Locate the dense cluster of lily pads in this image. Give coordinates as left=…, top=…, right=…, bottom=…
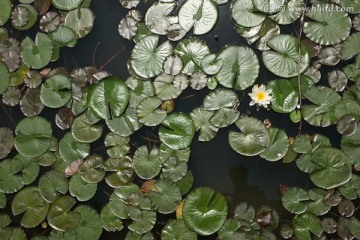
left=0, top=0, right=360, bottom=239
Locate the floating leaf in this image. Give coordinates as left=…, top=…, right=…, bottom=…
left=118, top=17, right=138, bottom=40
left=0, top=128, right=13, bottom=159
left=50, top=25, right=77, bottom=47
left=337, top=114, right=357, bottom=137
left=317, top=47, right=340, bottom=66
left=78, top=154, right=105, bottom=183
left=127, top=209, right=156, bottom=234
left=106, top=108, right=142, bottom=136
left=131, top=35, right=173, bottom=78
left=87, top=76, right=129, bottom=120
left=148, top=179, right=182, bottom=214
left=0, top=62, right=9, bottom=94
left=69, top=174, right=97, bottom=201
left=11, top=187, right=49, bottom=228
left=20, top=88, right=44, bottom=117
left=183, top=187, right=228, bottom=236
left=51, top=0, right=83, bottom=10
left=154, top=73, right=182, bottom=100
left=178, top=0, right=218, bottom=35
left=40, top=11, right=60, bottom=33
left=0, top=0, right=11, bottom=26
left=339, top=174, right=360, bottom=200
left=341, top=32, right=360, bottom=61
left=55, top=108, right=74, bottom=130
left=39, top=170, right=68, bottom=203
left=292, top=212, right=322, bottom=240
left=166, top=23, right=187, bottom=42
left=328, top=70, right=347, bottom=92
left=337, top=217, right=354, bottom=240
left=120, top=0, right=139, bottom=9
left=190, top=107, right=218, bottom=141
left=176, top=170, right=193, bottom=195
left=307, top=188, right=331, bottom=216
left=47, top=195, right=80, bottom=231
left=0, top=158, right=23, bottom=193
left=215, top=45, right=259, bottom=90
left=59, top=132, right=90, bottom=163
left=105, top=133, right=130, bottom=159
left=133, top=146, right=162, bottom=180
left=263, top=34, right=310, bottom=78
left=105, top=156, right=134, bottom=188
left=310, top=147, right=352, bottom=189
left=349, top=217, right=360, bottom=239
left=161, top=219, right=197, bottom=240
left=341, top=122, right=360, bottom=166
left=303, top=3, right=351, bottom=45
left=260, top=127, right=288, bottom=161
left=267, top=79, right=298, bottom=113
left=71, top=110, right=103, bottom=143
left=145, top=2, right=177, bottom=35
left=282, top=187, right=309, bottom=214
left=137, top=96, right=167, bottom=126
left=159, top=113, right=195, bottom=150
left=71, top=205, right=103, bottom=240
left=229, top=116, right=270, bottom=156
left=64, top=8, right=94, bottom=38
left=201, top=53, right=222, bottom=75
left=321, top=218, right=337, bottom=234
left=338, top=199, right=354, bottom=217
left=231, top=0, right=265, bottom=27
left=100, top=205, right=123, bottom=232
left=163, top=54, right=183, bottom=76
left=20, top=32, right=53, bottom=69
left=40, top=74, right=72, bottom=108
left=2, top=86, right=21, bottom=106
left=126, top=77, right=155, bottom=108
left=269, top=0, right=304, bottom=24
left=14, top=116, right=52, bottom=158
left=11, top=4, right=37, bottom=30
left=162, top=155, right=188, bottom=182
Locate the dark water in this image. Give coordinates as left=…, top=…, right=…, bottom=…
left=1, top=0, right=343, bottom=238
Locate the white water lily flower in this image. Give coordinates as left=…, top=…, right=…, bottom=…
left=248, top=84, right=273, bottom=107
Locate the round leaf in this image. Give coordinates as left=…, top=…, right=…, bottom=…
left=47, top=195, right=80, bottom=231
left=133, top=146, right=162, bottom=180
left=260, top=127, right=288, bottom=161
left=64, top=8, right=94, bottom=38
left=148, top=179, right=182, bottom=214
left=267, top=79, right=298, bottom=113
left=0, top=0, right=11, bottom=26
left=72, top=205, right=103, bottom=240
left=39, top=170, right=69, bottom=203
left=40, top=74, right=72, bottom=108
left=69, top=174, right=97, bottom=201
left=161, top=219, right=197, bottom=240
left=51, top=0, right=83, bottom=10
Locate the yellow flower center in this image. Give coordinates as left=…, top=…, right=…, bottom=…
left=256, top=92, right=266, bottom=101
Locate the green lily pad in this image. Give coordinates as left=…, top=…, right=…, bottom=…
left=137, top=96, right=167, bottom=126
left=72, top=205, right=103, bottom=240
left=0, top=127, right=13, bottom=159
left=51, top=0, right=83, bottom=10
left=14, top=116, right=52, bottom=158
left=310, top=147, right=352, bottom=189
left=20, top=32, right=53, bottom=69
left=148, top=179, right=181, bottom=214
left=292, top=212, right=323, bottom=240
left=306, top=188, right=331, bottom=216
left=176, top=170, right=194, bottom=195
left=349, top=217, right=360, bottom=238
left=64, top=8, right=94, bottom=38
left=0, top=62, right=9, bottom=94
left=336, top=114, right=357, bottom=136
left=87, top=76, right=129, bottom=120
left=341, top=32, right=360, bottom=61
left=104, top=156, right=134, bottom=188
left=215, top=45, right=259, bottom=90
left=0, top=0, right=11, bottom=26
left=341, top=122, right=360, bottom=166
left=339, top=174, right=360, bottom=200
left=126, top=77, right=155, bottom=108
left=161, top=219, right=197, bottom=240
left=130, top=35, right=173, bottom=78
left=269, top=0, right=303, bottom=24
left=263, top=34, right=310, bottom=78
left=50, top=25, right=77, bottom=47
left=228, top=116, right=270, bottom=156
left=190, top=107, right=218, bottom=141
left=133, top=146, right=162, bottom=180
left=159, top=113, right=196, bottom=150
left=59, top=132, right=90, bottom=163
left=161, top=154, right=188, bottom=182
left=71, top=110, right=103, bottom=143
left=231, top=0, right=265, bottom=27
left=47, top=195, right=80, bottom=231
left=201, top=53, right=223, bottom=75
left=20, top=88, right=44, bottom=117
left=11, top=4, right=37, bottom=31
left=260, top=127, right=288, bottom=161
left=69, top=174, right=97, bottom=201
left=174, top=38, right=209, bottom=75
left=105, top=133, right=130, bottom=159
left=100, top=204, right=123, bottom=232
left=154, top=73, right=182, bottom=100
left=106, top=107, right=142, bottom=136
left=78, top=154, right=105, bottom=183
left=12, top=187, right=49, bottom=228
left=303, top=3, right=351, bottom=45
left=145, top=2, right=177, bottom=35
left=39, top=170, right=68, bottom=203
left=233, top=202, right=255, bottom=222
left=183, top=187, right=228, bottom=236
left=13, top=154, right=39, bottom=185
left=267, top=79, right=298, bottom=113
left=282, top=187, right=309, bottom=214
left=40, top=74, right=72, bottom=108
left=0, top=158, right=23, bottom=193
left=127, top=209, right=156, bottom=234
left=178, top=0, right=218, bottom=35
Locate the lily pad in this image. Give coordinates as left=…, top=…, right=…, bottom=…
left=137, top=96, right=167, bottom=126
left=341, top=32, right=360, bottom=61
left=130, top=35, right=173, bottom=78
left=100, top=205, right=123, bottom=232
left=161, top=219, right=197, bottom=240
left=270, top=0, right=304, bottom=24
left=40, top=74, right=72, bottom=108
left=190, top=107, right=218, bottom=141
left=292, top=212, right=323, bottom=240
left=106, top=107, right=142, bottom=136
left=20, top=88, right=44, bottom=117
left=154, top=73, right=182, bottom=100
left=215, top=45, right=259, bottom=90
left=64, top=8, right=94, bottom=38
left=231, top=0, right=265, bottom=27
left=51, top=0, right=83, bottom=10
left=71, top=110, right=103, bottom=143
left=0, top=0, right=11, bottom=26
left=159, top=113, right=195, bottom=150
left=20, top=32, right=53, bottom=69
left=59, top=132, right=90, bottom=163
left=0, top=159, right=23, bottom=193
left=0, top=62, right=9, bottom=94
left=47, top=195, right=80, bottom=231
left=133, top=146, right=162, bottom=180
left=310, top=147, right=352, bottom=189
left=263, top=34, right=310, bottom=78
left=183, top=187, right=228, bottom=236
left=104, top=156, right=134, bottom=188
left=39, top=11, right=60, bottom=33
left=229, top=116, right=270, bottom=156
left=69, top=174, right=97, bottom=201
left=260, top=127, right=288, bottom=161
left=0, top=128, right=13, bottom=159
left=78, top=154, right=105, bottom=183
left=282, top=187, right=309, bottom=214
left=178, top=0, right=218, bottom=35
left=145, top=2, right=177, bottom=35
left=148, top=179, right=182, bottom=214
left=71, top=205, right=103, bottom=240
left=87, top=76, right=129, bottom=120
left=267, top=79, right=298, bottom=113
left=14, top=116, right=52, bottom=158
left=12, top=187, right=49, bottom=228
left=303, top=3, right=351, bottom=45
left=328, top=70, right=347, bottom=92
left=38, top=170, right=69, bottom=203
left=118, top=17, right=138, bottom=40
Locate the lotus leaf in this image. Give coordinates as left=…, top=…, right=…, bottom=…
left=39, top=170, right=68, bottom=203
left=133, top=146, right=162, bottom=180
left=281, top=187, right=309, bottom=214
left=130, top=35, right=173, bottom=78
left=64, top=8, right=94, bottom=38
left=145, top=2, right=177, bottom=35
left=310, top=147, right=352, bottom=189
left=158, top=113, right=195, bottom=150
left=178, top=0, right=218, bottom=35
left=20, top=32, right=53, bottom=69
left=267, top=79, right=298, bottom=113
left=69, top=174, right=97, bottom=201
left=174, top=38, right=209, bottom=75
left=263, top=34, right=310, bottom=78
left=183, top=187, right=228, bottom=235
left=303, top=3, right=351, bottom=45
left=14, top=116, right=52, bottom=157
left=104, top=156, right=134, bottom=188
left=228, top=116, right=270, bottom=156
left=87, top=76, right=129, bottom=120
left=161, top=219, right=197, bottom=240
left=292, top=212, right=323, bottom=240
left=215, top=45, right=259, bottom=90
left=260, top=127, right=288, bottom=161
left=40, top=74, right=72, bottom=108
left=100, top=205, right=123, bottom=232
left=231, top=0, right=265, bottom=27
left=11, top=187, right=49, bottom=228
